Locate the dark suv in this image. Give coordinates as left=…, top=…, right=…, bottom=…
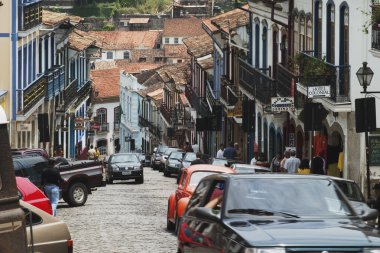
left=106, top=153, right=144, bottom=184
left=151, top=145, right=168, bottom=170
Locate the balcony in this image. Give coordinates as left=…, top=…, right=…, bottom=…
left=277, top=64, right=305, bottom=110
left=372, top=26, right=380, bottom=51
left=64, top=79, right=78, bottom=108
left=18, top=1, right=42, bottom=31
left=18, top=75, right=47, bottom=114
left=185, top=85, right=211, bottom=117
left=160, top=103, right=172, bottom=125
left=297, top=52, right=351, bottom=103
left=46, top=65, right=65, bottom=101
left=148, top=122, right=161, bottom=139
left=206, top=82, right=221, bottom=109
left=239, top=58, right=277, bottom=105
left=114, top=122, right=120, bottom=131
left=138, top=115, right=149, bottom=127
left=220, top=75, right=239, bottom=106
left=98, top=123, right=109, bottom=132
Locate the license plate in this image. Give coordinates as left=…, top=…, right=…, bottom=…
left=122, top=171, right=131, bottom=175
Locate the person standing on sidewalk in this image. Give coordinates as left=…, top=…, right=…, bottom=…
left=41, top=160, right=65, bottom=216
left=284, top=150, right=301, bottom=174
left=223, top=142, right=237, bottom=161
left=216, top=144, right=225, bottom=158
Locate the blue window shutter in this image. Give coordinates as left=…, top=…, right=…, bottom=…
left=18, top=48, right=22, bottom=89
left=28, top=43, right=32, bottom=85
left=33, top=39, right=36, bottom=81
left=23, top=46, right=27, bottom=87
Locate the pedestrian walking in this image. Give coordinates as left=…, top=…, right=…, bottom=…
left=192, top=141, right=199, bottom=153
left=311, top=151, right=326, bottom=175
left=87, top=145, right=96, bottom=160
left=41, top=160, right=65, bottom=216
left=54, top=145, right=63, bottom=157
left=223, top=142, right=237, bottom=160
left=216, top=144, right=225, bottom=159
left=297, top=159, right=311, bottom=174
left=280, top=150, right=290, bottom=172
left=190, top=152, right=206, bottom=165
left=284, top=150, right=301, bottom=173
left=95, top=147, right=100, bottom=161
left=250, top=154, right=257, bottom=165
left=270, top=153, right=281, bottom=172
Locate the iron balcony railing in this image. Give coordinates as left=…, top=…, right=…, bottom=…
left=98, top=123, right=109, bottom=132
left=138, top=115, right=149, bottom=127
left=160, top=103, right=172, bottom=124
left=239, top=58, right=277, bottom=105
left=185, top=85, right=211, bottom=117
left=19, top=1, right=42, bottom=31
left=18, top=75, right=47, bottom=114
left=276, top=64, right=305, bottom=109
left=46, top=65, right=65, bottom=101
left=64, top=79, right=78, bottom=108
left=297, top=52, right=351, bottom=103
left=220, top=75, right=239, bottom=106
left=372, top=0, right=380, bottom=4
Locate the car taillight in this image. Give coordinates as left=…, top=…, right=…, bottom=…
left=67, top=239, right=73, bottom=253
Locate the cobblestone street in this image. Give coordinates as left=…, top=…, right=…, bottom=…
left=57, top=167, right=178, bottom=253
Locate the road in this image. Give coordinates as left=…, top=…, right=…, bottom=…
left=57, top=167, right=178, bottom=253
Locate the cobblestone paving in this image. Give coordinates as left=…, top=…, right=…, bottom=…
left=58, top=168, right=178, bottom=253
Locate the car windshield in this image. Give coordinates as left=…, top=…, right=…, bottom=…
left=165, top=148, right=178, bottom=155
left=158, top=146, right=168, bottom=154
left=184, top=153, right=196, bottom=161
left=212, top=159, right=227, bottom=166
left=333, top=180, right=365, bottom=202
left=189, top=171, right=219, bottom=187
left=235, top=167, right=256, bottom=173
left=170, top=152, right=183, bottom=160
left=111, top=154, right=139, bottom=163
left=226, top=178, right=355, bottom=218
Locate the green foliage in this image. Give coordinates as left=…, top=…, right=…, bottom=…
left=361, top=8, right=380, bottom=34
left=101, top=22, right=116, bottom=30
left=295, top=53, right=332, bottom=85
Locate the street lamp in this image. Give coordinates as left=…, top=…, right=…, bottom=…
left=356, top=62, right=374, bottom=199
left=356, top=62, right=374, bottom=93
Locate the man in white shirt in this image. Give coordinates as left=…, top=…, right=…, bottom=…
left=192, top=142, right=199, bottom=153
left=216, top=144, right=225, bottom=158
left=284, top=150, right=301, bottom=173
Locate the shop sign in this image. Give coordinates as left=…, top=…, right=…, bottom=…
left=227, top=101, right=242, bottom=117
left=307, top=86, right=331, bottom=98
left=17, top=123, right=31, bottom=132
left=271, top=97, right=295, bottom=112
left=90, top=121, right=100, bottom=131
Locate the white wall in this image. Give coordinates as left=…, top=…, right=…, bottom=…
left=101, top=50, right=131, bottom=61
left=162, top=36, right=184, bottom=45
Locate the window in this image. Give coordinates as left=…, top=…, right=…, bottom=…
left=97, top=108, right=107, bottom=125
left=106, top=51, right=113, bottom=60
left=186, top=180, right=211, bottom=210
left=165, top=38, right=169, bottom=44
left=174, top=38, right=179, bottom=44
left=177, top=59, right=182, bottom=63
left=299, top=16, right=305, bottom=51
left=326, top=3, right=335, bottom=64
left=204, top=181, right=225, bottom=211
left=314, top=1, right=323, bottom=58
left=306, top=19, right=313, bottom=51
left=138, top=57, right=146, bottom=62
left=293, top=15, right=299, bottom=58
left=255, top=22, right=260, bottom=68
left=123, top=51, right=130, bottom=59
left=262, top=26, right=268, bottom=68
left=154, top=57, right=162, bottom=63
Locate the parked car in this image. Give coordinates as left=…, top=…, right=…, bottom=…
left=151, top=145, right=168, bottom=170
left=16, top=177, right=52, bottom=215
left=138, top=153, right=151, bottom=167
left=11, top=148, right=49, bottom=159
left=230, top=163, right=271, bottom=173
left=159, top=147, right=183, bottom=172
left=21, top=200, right=73, bottom=253
left=178, top=174, right=379, bottom=252
left=164, top=151, right=185, bottom=177
left=106, top=153, right=144, bottom=184
left=177, top=152, right=197, bottom=184
left=167, top=164, right=235, bottom=233
left=13, top=156, right=105, bottom=207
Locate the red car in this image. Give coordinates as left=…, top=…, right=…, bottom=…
left=16, top=177, right=53, bottom=215
left=167, top=164, right=234, bottom=232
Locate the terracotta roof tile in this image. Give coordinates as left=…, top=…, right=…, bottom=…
left=164, top=44, right=190, bottom=59
left=91, top=68, right=121, bottom=100
left=163, top=17, right=205, bottom=37
left=42, top=10, right=70, bottom=27
left=183, top=34, right=213, bottom=58
left=89, top=31, right=160, bottom=50
left=68, top=29, right=97, bottom=51
left=197, top=57, right=213, bottom=70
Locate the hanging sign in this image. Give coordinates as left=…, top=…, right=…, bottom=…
left=17, top=123, right=32, bottom=131
left=271, top=97, right=295, bottom=112
left=307, top=86, right=331, bottom=98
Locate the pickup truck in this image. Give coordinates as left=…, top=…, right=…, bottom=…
left=13, top=156, right=105, bottom=207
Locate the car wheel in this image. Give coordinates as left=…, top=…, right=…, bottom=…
left=175, top=215, right=181, bottom=235
left=167, top=204, right=175, bottom=231
left=164, top=168, right=170, bottom=177
left=135, top=176, right=144, bottom=184
left=67, top=182, right=88, bottom=207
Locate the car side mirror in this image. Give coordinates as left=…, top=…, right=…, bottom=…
left=190, top=207, right=220, bottom=222
left=354, top=205, right=378, bottom=221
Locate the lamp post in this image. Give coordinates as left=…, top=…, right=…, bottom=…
left=356, top=62, right=374, bottom=199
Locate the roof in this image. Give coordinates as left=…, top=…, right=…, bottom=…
left=42, top=10, right=70, bottom=27
left=183, top=34, right=213, bottom=58
left=89, top=31, right=160, bottom=50
left=203, top=5, right=249, bottom=34
left=91, top=68, right=121, bottom=100
left=197, top=57, right=213, bottom=70
left=164, top=44, right=190, bottom=59
left=147, top=88, right=164, bottom=101
left=116, top=61, right=162, bottom=74
left=179, top=92, right=189, bottom=106
left=163, top=17, right=205, bottom=37
left=68, top=29, right=97, bottom=51
left=129, top=18, right=150, bottom=24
